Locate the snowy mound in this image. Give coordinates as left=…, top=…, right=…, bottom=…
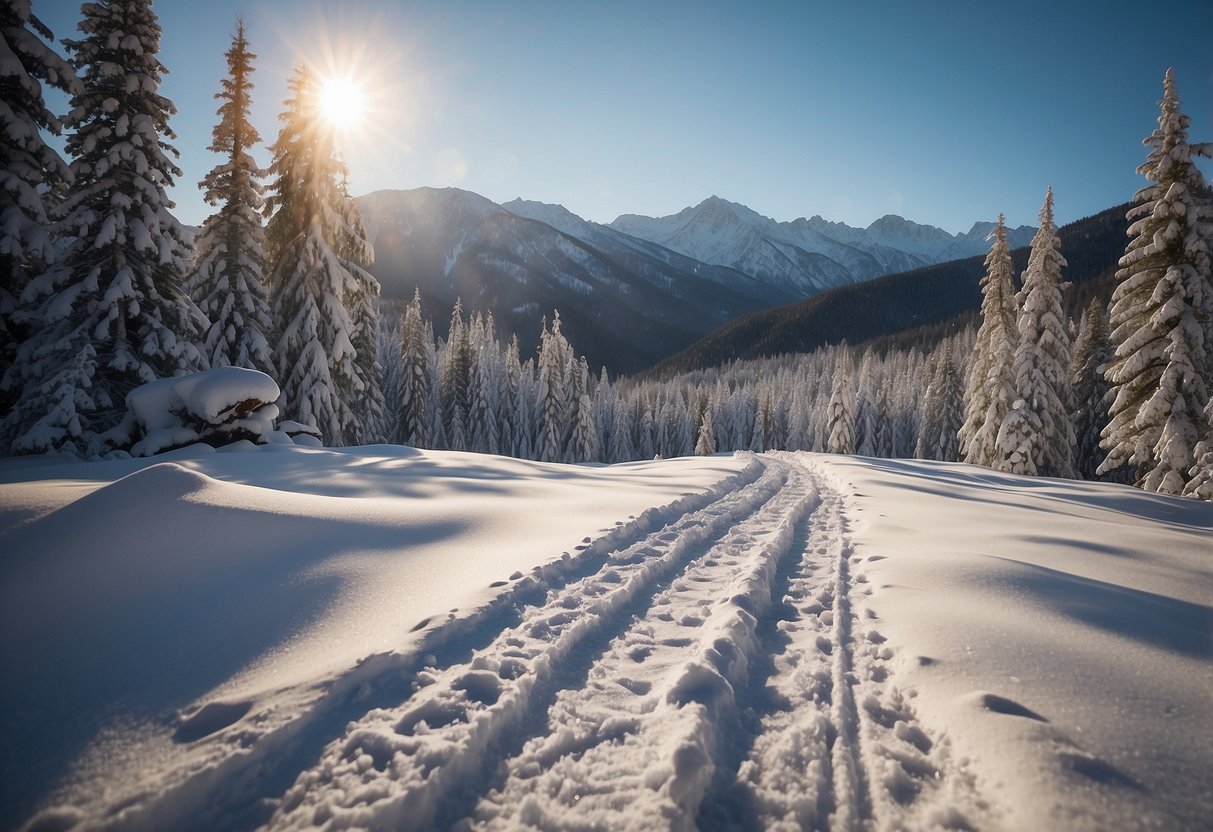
left=123, top=367, right=293, bottom=456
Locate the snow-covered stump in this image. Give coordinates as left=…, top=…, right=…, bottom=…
left=114, top=368, right=302, bottom=456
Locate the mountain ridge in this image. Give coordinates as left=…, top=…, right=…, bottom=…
left=356, top=187, right=1043, bottom=374
left=641, top=202, right=1130, bottom=378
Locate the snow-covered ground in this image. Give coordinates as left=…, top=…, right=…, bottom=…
left=1, top=448, right=1209, bottom=830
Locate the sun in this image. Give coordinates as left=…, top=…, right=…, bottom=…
left=316, top=75, right=367, bottom=130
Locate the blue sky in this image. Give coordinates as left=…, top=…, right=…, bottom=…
left=36, top=0, right=1213, bottom=233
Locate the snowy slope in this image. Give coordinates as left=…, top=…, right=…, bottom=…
left=2, top=449, right=1209, bottom=830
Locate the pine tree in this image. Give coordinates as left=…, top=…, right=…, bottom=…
left=349, top=266, right=385, bottom=444
left=959, top=214, right=1019, bottom=466
left=826, top=350, right=855, bottom=455
left=917, top=344, right=963, bottom=461
left=1100, top=69, right=1213, bottom=494
left=638, top=400, right=657, bottom=459
left=396, top=289, right=431, bottom=445
left=265, top=63, right=376, bottom=445
left=468, top=313, right=502, bottom=455
left=499, top=335, right=522, bottom=455
left=535, top=314, right=570, bottom=462
left=608, top=396, right=636, bottom=462
left=0, top=1, right=79, bottom=418
left=855, top=349, right=879, bottom=457
left=4, top=0, right=205, bottom=455
left=1071, top=298, right=1115, bottom=480
left=439, top=301, right=472, bottom=450
left=185, top=20, right=273, bottom=376
left=566, top=356, right=597, bottom=462
left=1184, top=398, right=1213, bottom=500
left=996, top=188, right=1074, bottom=478
left=378, top=311, right=403, bottom=443
left=695, top=405, right=717, bottom=455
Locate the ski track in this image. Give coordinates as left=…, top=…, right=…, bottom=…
left=76, top=453, right=991, bottom=831
left=77, top=459, right=768, bottom=831
left=264, top=460, right=791, bottom=830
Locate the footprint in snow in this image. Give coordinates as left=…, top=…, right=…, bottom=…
left=971, top=692, right=1049, bottom=722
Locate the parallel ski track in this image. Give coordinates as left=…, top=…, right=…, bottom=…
left=98, top=452, right=983, bottom=832
left=467, top=458, right=819, bottom=830
left=93, top=458, right=768, bottom=832
left=265, top=460, right=791, bottom=830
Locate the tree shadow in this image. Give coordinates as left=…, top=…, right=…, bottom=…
left=0, top=462, right=465, bottom=824
left=985, top=557, right=1213, bottom=658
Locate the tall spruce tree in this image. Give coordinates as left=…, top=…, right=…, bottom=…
left=0, top=1, right=80, bottom=420
left=996, top=188, right=1074, bottom=477
left=1071, top=298, right=1116, bottom=480
left=959, top=215, right=1019, bottom=466
left=185, top=20, right=273, bottom=375
left=265, top=63, right=377, bottom=445
left=535, top=314, right=572, bottom=462
left=917, top=345, right=963, bottom=461
left=826, top=350, right=855, bottom=455
left=396, top=289, right=431, bottom=446
left=1100, top=69, right=1213, bottom=493
left=4, top=0, right=205, bottom=455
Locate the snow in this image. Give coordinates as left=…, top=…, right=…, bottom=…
left=811, top=454, right=1213, bottom=830
left=0, top=449, right=1209, bottom=830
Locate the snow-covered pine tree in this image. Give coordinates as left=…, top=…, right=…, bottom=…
left=439, top=301, right=472, bottom=450
left=469, top=313, right=502, bottom=454
left=499, top=334, right=522, bottom=456
left=425, top=321, right=446, bottom=449
left=996, top=188, right=1074, bottom=478
left=1100, top=69, right=1213, bottom=494
left=378, top=310, right=402, bottom=443
left=565, top=356, right=597, bottom=462
left=0, top=1, right=79, bottom=420
left=608, top=396, right=636, bottom=462
left=855, top=349, right=879, bottom=456
left=591, top=366, right=613, bottom=460
left=1184, top=398, right=1213, bottom=500
left=265, top=63, right=375, bottom=445
left=4, top=0, right=205, bottom=455
left=1071, top=297, right=1116, bottom=480
left=185, top=20, right=274, bottom=377
left=638, top=400, right=657, bottom=459
left=396, top=289, right=431, bottom=446
left=513, top=355, right=536, bottom=459
left=695, top=405, right=716, bottom=455
left=535, top=314, right=569, bottom=462
left=916, top=343, right=963, bottom=461
left=959, top=214, right=1019, bottom=466
left=826, top=350, right=855, bottom=455
left=349, top=268, right=385, bottom=444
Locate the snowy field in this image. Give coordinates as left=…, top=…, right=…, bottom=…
left=1, top=447, right=1210, bottom=831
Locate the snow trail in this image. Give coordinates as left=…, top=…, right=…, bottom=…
left=265, top=460, right=790, bottom=830
left=468, top=458, right=819, bottom=829
left=40, top=453, right=993, bottom=830
left=77, top=457, right=767, bottom=832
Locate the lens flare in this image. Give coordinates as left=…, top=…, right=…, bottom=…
left=317, top=76, right=366, bottom=130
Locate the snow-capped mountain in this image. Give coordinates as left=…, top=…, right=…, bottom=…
left=611, top=196, right=1037, bottom=289
left=357, top=188, right=795, bottom=374
left=358, top=188, right=1037, bottom=374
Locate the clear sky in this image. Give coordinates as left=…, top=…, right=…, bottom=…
left=35, top=0, right=1213, bottom=233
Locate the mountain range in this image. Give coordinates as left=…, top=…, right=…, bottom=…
left=644, top=203, right=1130, bottom=378
left=357, top=188, right=1037, bottom=374
left=610, top=197, right=1036, bottom=295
